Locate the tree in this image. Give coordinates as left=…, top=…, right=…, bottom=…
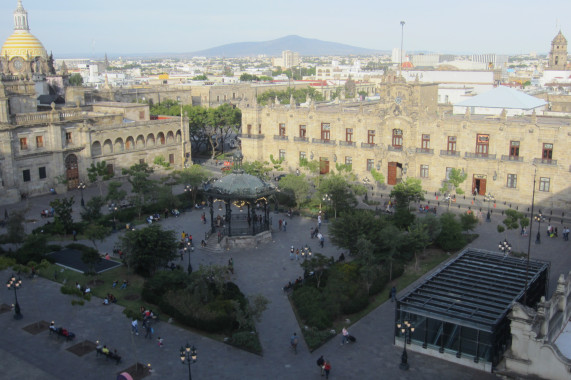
left=377, top=224, right=403, bottom=281
left=120, top=224, right=178, bottom=277
left=499, top=209, right=526, bottom=240
left=80, top=196, right=105, bottom=223
left=436, top=213, right=466, bottom=251
left=172, top=165, right=209, bottom=207
left=318, top=174, right=357, bottom=218
left=241, top=160, right=272, bottom=180
left=390, top=177, right=424, bottom=229
left=192, top=74, right=208, bottom=80
left=440, top=168, right=467, bottom=195
left=81, top=247, right=102, bottom=275
left=300, top=253, right=331, bottom=289
left=278, top=174, right=311, bottom=209
left=370, top=168, right=385, bottom=186
left=354, top=237, right=381, bottom=294
left=69, top=73, right=83, bottom=86
left=268, top=154, right=284, bottom=171
left=87, top=161, right=114, bottom=196
left=406, top=219, right=431, bottom=271
left=460, top=212, right=479, bottom=232
left=84, top=223, right=110, bottom=251
left=105, top=181, right=127, bottom=207
left=329, top=209, right=386, bottom=255
left=122, top=163, right=156, bottom=219
left=50, top=197, right=75, bottom=235
left=5, top=210, right=26, bottom=245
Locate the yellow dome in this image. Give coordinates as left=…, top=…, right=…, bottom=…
left=1, top=29, right=47, bottom=60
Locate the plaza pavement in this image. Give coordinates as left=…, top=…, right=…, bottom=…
left=1, top=181, right=569, bottom=380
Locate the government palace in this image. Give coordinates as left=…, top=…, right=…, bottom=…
left=0, top=1, right=190, bottom=205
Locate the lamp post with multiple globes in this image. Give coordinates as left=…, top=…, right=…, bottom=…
left=6, top=274, right=23, bottom=319
left=397, top=320, right=415, bottom=370
left=180, top=342, right=197, bottom=380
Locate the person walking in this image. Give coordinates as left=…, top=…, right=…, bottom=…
left=318, top=215, right=322, bottom=229
left=157, top=337, right=164, bottom=347
left=341, top=327, right=349, bottom=345
left=390, top=286, right=397, bottom=302
left=278, top=219, right=283, bottom=231
left=290, top=246, right=294, bottom=260
left=131, top=319, right=139, bottom=335
left=283, top=220, right=287, bottom=232
left=290, top=333, right=298, bottom=354
left=316, top=355, right=325, bottom=376
left=323, top=360, right=331, bottom=379
left=228, top=258, right=234, bottom=274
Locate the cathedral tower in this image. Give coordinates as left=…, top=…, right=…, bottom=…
left=548, top=30, right=568, bottom=70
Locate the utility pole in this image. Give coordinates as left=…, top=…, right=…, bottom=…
left=399, top=21, right=405, bottom=78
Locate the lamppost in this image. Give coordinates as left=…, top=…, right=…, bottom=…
left=534, top=211, right=544, bottom=244
left=302, top=244, right=312, bottom=261
left=499, top=239, right=512, bottom=256
left=185, top=241, right=194, bottom=274
left=322, top=193, right=332, bottom=218
left=399, top=21, right=406, bottom=78
left=78, top=182, right=86, bottom=207
left=6, top=274, right=22, bottom=319
left=396, top=320, right=414, bottom=370
left=184, top=185, right=193, bottom=209
left=484, top=193, right=494, bottom=222
left=180, top=342, right=197, bottom=380
left=113, top=206, right=118, bottom=231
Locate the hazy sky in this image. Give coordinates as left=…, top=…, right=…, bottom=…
left=1, top=0, right=570, bottom=57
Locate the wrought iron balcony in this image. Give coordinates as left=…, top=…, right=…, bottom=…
left=387, top=145, right=403, bottom=152
left=533, top=158, right=557, bottom=166
left=311, top=138, right=336, bottom=145
left=439, top=150, right=460, bottom=157
left=339, top=141, right=356, bottom=147
left=415, top=148, right=434, bottom=154
left=273, top=135, right=288, bottom=141
left=294, top=136, right=309, bottom=142
left=238, top=133, right=265, bottom=139
left=361, top=142, right=376, bottom=149
left=465, top=152, right=496, bottom=160
left=500, top=155, right=524, bottom=162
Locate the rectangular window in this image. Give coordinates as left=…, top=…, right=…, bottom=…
left=20, top=137, right=28, bottom=150
left=447, top=136, right=457, bottom=152
left=345, top=156, right=352, bottom=166
left=258, top=124, right=262, bottom=134
left=36, top=136, right=44, bottom=148
left=509, top=141, right=520, bottom=158
left=321, top=123, right=330, bottom=141
left=247, top=124, right=252, bottom=135
left=542, top=143, right=553, bottom=161
left=65, top=132, right=73, bottom=144
left=169, top=154, right=174, bottom=164
left=392, top=129, right=403, bottom=147
left=299, top=151, right=306, bottom=161
left=367, top=130, right=375, bottom=144
left=420, top=165, right=429, bottom=178
left=346, top=128, right=353, bottom=142
left=38, top=166, right=46, bottom=179
left=476, top=134, right=489, bottom=156
left=279, top=123, right=286, bottom=136
left=279, top=149, right=286, bottom=160
left=22, top=169, right=31, bottom=182
left=422, top=134, right=430, bottom=149
left=139, top=111, right=145, bottom=120
left=445, top=167, right=453, bottom=180
left=507, top=174, right=517, bottom=188
left=299, top=125, right=306, bottom=138
left=539, top=177, right=550, bottom=192
left=139, top=159, right=145, bottom=164
left=367, top=159, right=374, bottom=171
left=107, top=164, right=114, bottom=175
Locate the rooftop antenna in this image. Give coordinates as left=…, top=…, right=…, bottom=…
left=399, top=21, right=405, bottom=79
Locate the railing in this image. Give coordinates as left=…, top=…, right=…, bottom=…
left=465, top=152, right=496, bottom=160
left=439, top=150, right=460, bottom=157
left=387, top=145, right=402, bottom=152
left=294, top=136, right=309, bottom=142
left=273, top=135, right=288, bottom=141
left=311, top=138, right=336, bottom=145
left=415, top=148, right=434, bottom=154
left=339, top=141, right=356, bottom=147
left=238, top=133, right=265, bottom=139
left=361, top=143, right=376, bottom=149
left=501, top=155, right=524, bottom=162
left=533, top=158, right=557, bottom=166
left=12, top=110, right=88, bottom=125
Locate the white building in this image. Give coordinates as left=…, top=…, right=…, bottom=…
left=453, top=86, right=547, bottom=116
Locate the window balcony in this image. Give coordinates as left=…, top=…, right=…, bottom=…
left=533, top=158, right=557, bottom=166
left=361, top=142, right=376, bottom=149
left=501, top=155, right=524, bottom=162
left=439, top=150, right=460, bottom=157
left=465, top=152, right=496, bottom=160
left=273, top=135, right=288, bottom=141
left=415, top=148, right=434, bottom=155
left=388, top=145, right=403, bottom=152
left=311, top=138, right=336, bottom=145
left=339, top=141, right=356, bottom=147
left=238, top=133, right=264, bottom=139
left=294, top=136, right=308, bottom=142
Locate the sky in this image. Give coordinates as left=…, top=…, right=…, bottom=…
left=1, top=0, right=570, bottom=58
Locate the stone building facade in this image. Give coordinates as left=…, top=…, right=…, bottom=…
left=548, top=31, right=568, bottom=71
left=240, top=81, right=571, bottom=209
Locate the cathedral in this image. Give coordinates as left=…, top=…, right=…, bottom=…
left=0, top=1, right=191, bottom=205
left=548, top=30, right=568, bottom=70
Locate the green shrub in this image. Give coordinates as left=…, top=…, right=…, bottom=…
left=71, top=299, right=84, bottom=306
left=60, top=285, right=83, bottom=297
left=47, top=244, right=62, bottom=252
left=123, top=308, right=141, bottom=321
left=12, top=264, right=30, bottom=274
left=0, top=256, right=17, bottom=270
left=303, top=328, right=336, bottom=350
left=229, top=331, right=262, bottom=354
left=142, top=270, right=190, bottom=305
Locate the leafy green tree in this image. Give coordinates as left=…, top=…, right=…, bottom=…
left=300, top=253, right=331, bottom=289
left=329, top=209, right=388, bottom=255
left=5, top=210, right=26, bottom=245
left=318, top=174, right=357, bottom=218
left=205, top=104, right=241, bottom=157
left=354, top=237, right=382, bottom=294
left=257, top=87, right=323, bottom=106
left=269, top=154, right=284, bottom=171
left=278, top=174, right=311, bottom=209
left=87, top=161, right=114, bottom=196
left=172, top=165, right=209, bottom=207
left=460, top=212, right=479, bottom=232
left=105, top=181, right=127, bottom=206
left=84, top=223, right=110, bottom=251
left=80, top=196, right=105, bottom=223
left=122, top=163, right=156, bottom=218
left=50, top=197, right=75, bottom=235
left=436, top=213, right=466, bottom=251
left=390, top=177, right=424, bottom=229
left=241, top=160, right=272, bottom=180
left=81, top=247, right=102, bottom=275
left=440, top=168, right=467, bottom=195
left=406, top=218, right=432, bottom=271
left=499, top=209, right=526, bottom=239
left=120, top=224, right=178, bottom=277
left=240, top=73, right=258, bottom=82
left=69, top=73, right=83, bottom=86
left=192, top=74, right=208, bottom=80
left=377, top=224, right=403, bottom=281
left=370, top=168, right=385, bottom=185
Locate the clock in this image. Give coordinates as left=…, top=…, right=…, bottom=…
left=395, top=96, right=402, bottom=105
left=12, top=57, right=24, bottom=72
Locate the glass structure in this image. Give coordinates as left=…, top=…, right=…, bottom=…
left=395, top=249, right=549, bottom=368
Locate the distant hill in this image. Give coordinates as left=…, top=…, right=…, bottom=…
left=187, top=35, right=383, bottom=57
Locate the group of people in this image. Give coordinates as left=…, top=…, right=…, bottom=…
left=547, top=225, right=570, bottom=240
left=112, top=280, right=129, bottom=289
left=418, top=205, right=437, bottom=214
left=102, top=293, right=117, bottom=305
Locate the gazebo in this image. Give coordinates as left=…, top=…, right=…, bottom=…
left=202, top=160, right=276, bottom=247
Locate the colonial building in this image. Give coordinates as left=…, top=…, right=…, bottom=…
left=240, top=79, right=571, bottom=209
left=548, top=30, right=568, bottom=70
left=0, top=1, right=190, bottom=205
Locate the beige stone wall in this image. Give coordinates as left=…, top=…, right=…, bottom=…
left=240, top=82, right=571, bottom=209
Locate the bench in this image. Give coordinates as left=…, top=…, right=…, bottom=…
left=49, top=327, right=75, bottom=341
left=96, top=346, right=121, bottom=364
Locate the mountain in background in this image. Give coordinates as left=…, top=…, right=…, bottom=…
left=187, top=35, right=383, bottom=57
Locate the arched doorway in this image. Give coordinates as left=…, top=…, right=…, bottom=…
left=65, top=154, right=79, bottom=189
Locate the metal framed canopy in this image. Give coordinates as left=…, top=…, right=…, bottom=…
left=398, top=249, right=550, bottom=332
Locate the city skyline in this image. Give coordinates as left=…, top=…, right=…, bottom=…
left=0, top=0, right=570, bottom=57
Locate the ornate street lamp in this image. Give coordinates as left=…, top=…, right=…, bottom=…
left=78, top=182, right=86, bottom=207
left=396, top=320, right=414, bottom=370
left=180, top=342, right=197, bottom=380
left=184, top=185, right=193, bottom=209
left=499, top=240, right=512, bottom=256
left=6, top=274, right=23, bottom=319
left=484, top=193, right=495, bottom=222
left=534, top=211, right=543, bottom=244
left=186, top=241, right=194, bottom=274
